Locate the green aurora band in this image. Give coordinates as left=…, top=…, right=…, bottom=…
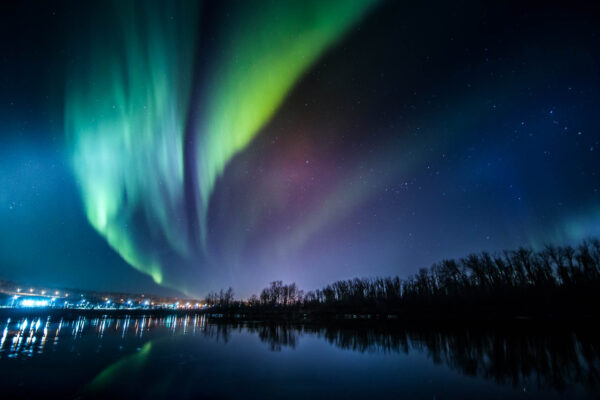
left=194, top=0, right=375, bottom=247
left=65, top=2, right=198, bottom=286
left=65, top=0, right=376, bottom=291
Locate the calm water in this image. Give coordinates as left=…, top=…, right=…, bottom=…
left=0, top=315, right=598, bottom=399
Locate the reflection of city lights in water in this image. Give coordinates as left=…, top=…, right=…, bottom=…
left=0, top=323, right=8, bottom=350
left=0, top=315, right=207, bottom=360
left=122, top=316, right=130, bottom=339
left=38, top=318, right=50, bottom=354
left=54, top=319, right=63, bottom=347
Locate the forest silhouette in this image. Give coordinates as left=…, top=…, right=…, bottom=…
left=205, top=238, right=600, bottom=319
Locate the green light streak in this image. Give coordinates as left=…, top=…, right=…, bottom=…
left=195, top=0, right=376, bottom=245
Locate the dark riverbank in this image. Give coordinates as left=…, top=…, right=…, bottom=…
left=201, top=238, right=600, bottom=325
left=0, top=307, right=199, bottom=320
left=1, top=306, right=598, bottom=325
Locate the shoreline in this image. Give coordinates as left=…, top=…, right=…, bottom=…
left=0, top=307, right=597, bottom=326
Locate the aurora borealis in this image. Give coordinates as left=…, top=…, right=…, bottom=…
left=65, top=0, right=375, bottom=292
left=1, top=0, right=600, bottom=297
left=65, top=1, right=199, bottom=286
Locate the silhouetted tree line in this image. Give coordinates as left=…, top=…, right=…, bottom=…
left=205, top=238, right=600, bottom=318
left=204, top=287, right=234, bottom=307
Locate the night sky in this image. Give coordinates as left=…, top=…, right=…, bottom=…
left=1, top=0, right=599, bottom=297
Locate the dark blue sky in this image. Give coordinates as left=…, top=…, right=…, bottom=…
left=1, top=0, right=599, bottom=297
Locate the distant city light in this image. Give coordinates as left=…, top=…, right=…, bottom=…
left=5, top=285, right=203, bottom=311
left=21, top=299, right=49, bottom=307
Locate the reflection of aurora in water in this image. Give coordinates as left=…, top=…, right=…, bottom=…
left=0, top=316, right=598, bottom=398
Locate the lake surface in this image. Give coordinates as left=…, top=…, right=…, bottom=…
left=0, top=315, right=598, bottom=399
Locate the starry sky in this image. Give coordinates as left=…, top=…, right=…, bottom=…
left=1, top=0, right=599, bottom=297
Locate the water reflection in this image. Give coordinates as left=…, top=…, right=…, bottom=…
left=0, top=315, right=208, bottom=360
left=0, top=315, right=598, bottom=397
left=87, top=341, right=154, bottom=393
left=203, top=322, right=600, bottom=393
